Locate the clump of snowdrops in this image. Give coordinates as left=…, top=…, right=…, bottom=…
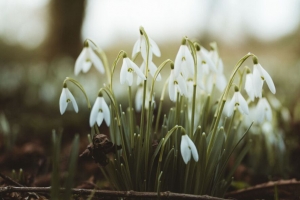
left=59, top=27, right=277, bottom=197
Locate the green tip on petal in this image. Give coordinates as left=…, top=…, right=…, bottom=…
left=234, top=86, right=239, bottom=92
left=253, top=56, right=258, bottom=64
left=181, top=37, right=186, bottom=45
left=170, top=63, right=174, bottom=70
left=63, top=82, right=67, bottom=88
left=139, top=27, right=144, bottom=35
left=195, top=43, right=200, bottom=51
left=84, top=40, right=89, bottom=47
left=246, top=66, right=251, bottom=74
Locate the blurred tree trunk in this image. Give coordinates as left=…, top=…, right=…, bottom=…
left=44, top=0, right=85, bottom=60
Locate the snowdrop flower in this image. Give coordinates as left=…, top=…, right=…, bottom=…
left=206, top=59, right=227, bottom=93
left=137, top=53, right=161, bottom=85
left=59, top=84, right=78, bottom=115
left=244, top=68, right=255, bottom=101
left=252, top=57, right=276, bottom=98
left=195, top=44, right=217, bottom=73
left=255, top=97, right=272, bottom=124
left=180, top=134, right=199, bottom=164
left=132, top=32, right=161, bottom=60
left=120, top=54, right=146, bottom=86
left=227, top=86, right=249, bottom=117
left=90, top=93, right=110, bottom=127
left=174, top=39, right=194, bottom=78
left=168, top=64, right=188, bottom=102
left=74, top=43, right=105, bottom=75
left=135, top=85, right=155, bottom=111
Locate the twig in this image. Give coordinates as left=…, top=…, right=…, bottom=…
left=0, top=172, right=47, bottom=198
left=0, top=187, right=229, bottom=200
left=0, top=172, right=23, bottom=187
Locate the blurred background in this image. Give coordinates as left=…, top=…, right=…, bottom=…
left=0, top=0, right=300, bottom=188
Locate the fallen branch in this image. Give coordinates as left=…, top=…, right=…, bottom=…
left=0, top=186, right=229, bottom=200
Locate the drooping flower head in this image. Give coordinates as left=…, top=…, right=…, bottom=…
left=244, top=67, right=255, bottom=101
left=174, top=38, right=194, bottom=78
left=252, top=56, right=276, bottom=98
left=168, top=63, right=188, bottom=102
left=74, top=42, right=105, bottom=75
left=227, top=86, right=249, bottom=117
left=132, top=28, right=161, bottom=60
left=120, top=53, right=146, bottom=86
left=135, top=84, right=155, bottom=112
left=89, top=92, right=110, bottom=127
left=59, top=83, right=78, bottom=115
left=255, top=97, right=272, bottom=124
left=180, top=134, right=199, bottom=164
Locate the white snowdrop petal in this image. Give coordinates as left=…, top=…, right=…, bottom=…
left=120, top=60, right=128, bottom=85
left=125, top=71, right=132, bottom=86
left=174, top=45, right=184, bottom=77
left=180, top=135, right=191, bottom=164
left=132, top=38, right=141, bottom=58
left=101, top=98, right=111, bottom=126
left=200, top=49, right=217, bottom=72
left=237, top=92, right=249, bottom=115
left=215, top=74, right=227, bottom=92
left=260, top=66, right=276, bottom=94
left=66, top=88, right=78, bottom=113
left=227, top=98, right=235, bottom=117
left=82, top=62, right=92, bottom=73
left=74, top=48, right=87, bottom=75
left=135, top=87, right=143, bottom=111
left=90, top=97, right=101, bottom=127
left=149, top=37, right=161, bottom=57
left=187, top=136, right=199, bottom=162
left=96, top=112, right=104, bottom=126
left=89, top=49, right=105, bottom=74
left=59, top=88, right=68, bottom=115
left=177, top=74, right=188, bottom=96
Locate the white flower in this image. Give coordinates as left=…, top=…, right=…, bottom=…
left=196, top=45, right=217, bottom=73
left=180, top=135, right=199, bottom=164
left=174, top=44, right=194, bottom=78
left=227, top=88, right=249, bottom=117
left=255, top=97, right=272, bottom=124
left=244, top=72, right=255, bottom=101
left=74, top=46, right=105, bottom=75
left=120, top=56, right=146, bottom=86
left=59, top=87, right=78, bottom=115
left=132, top=35, right=161, bottom=60
left=90, top=95, right=110, bottom=127
left=206, top=59, right=227, bottom=93
left=135, top=85, right=155, bottom=111
left=253, top=62, right=276, bottom=98
left=168, top=68, right=188, bottom=102
left=137, top=55, right=161, bottom=85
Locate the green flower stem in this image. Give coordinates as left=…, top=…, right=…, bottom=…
left=98, top=87, right=132, bottom=186
left=128, top=86, right=134, bottom=149
left=226, top=108, right=236, bottom=134
left=154, top=77, right=169, bottom=134
left=155, top=125, right=183, bottom=190
left=186, top=39, right=198, bottom=136
left=139, top=27, right=151, bottom=187
left=110, top=50, right=125, bottom=91
left=190, top=84, right=197, bottom=136
left=207, top=53, right=254, bottom=155
left=63, top=77, right=91, bottom=110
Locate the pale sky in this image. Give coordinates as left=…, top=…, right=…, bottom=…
left=0, top=0, right=299, bottom=49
